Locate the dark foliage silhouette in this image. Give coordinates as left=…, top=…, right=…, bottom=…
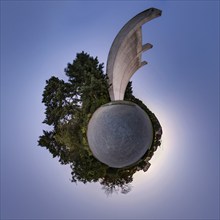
left=39, top=52, right=162, bottom=194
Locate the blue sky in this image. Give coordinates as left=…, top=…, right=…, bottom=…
left=1, top=1, right=219, bottom=219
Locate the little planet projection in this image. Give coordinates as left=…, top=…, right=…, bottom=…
left=87, top=101, right=153, bottom=168
left=87, top=8, right=162, bottom=168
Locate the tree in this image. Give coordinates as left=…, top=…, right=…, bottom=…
left=38, top=51, right=162, bottom=194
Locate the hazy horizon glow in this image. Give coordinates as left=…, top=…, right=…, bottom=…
left=1, top=1, right=219, bottom=219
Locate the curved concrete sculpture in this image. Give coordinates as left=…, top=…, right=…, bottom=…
left=107, top=8, right=162, bottom=101
left=87, top=8, right=162, bottom=168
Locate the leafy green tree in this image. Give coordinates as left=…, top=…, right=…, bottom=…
left=39, top=51, right=162, bottom=195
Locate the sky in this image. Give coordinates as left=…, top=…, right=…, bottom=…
left=1, top=1, right=219, bottom=219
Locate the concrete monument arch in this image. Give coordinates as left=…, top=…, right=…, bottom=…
left=107, top=8, right=162, bottom=101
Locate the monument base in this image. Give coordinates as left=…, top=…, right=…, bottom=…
left=87, top=101, right=154, bottom=168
